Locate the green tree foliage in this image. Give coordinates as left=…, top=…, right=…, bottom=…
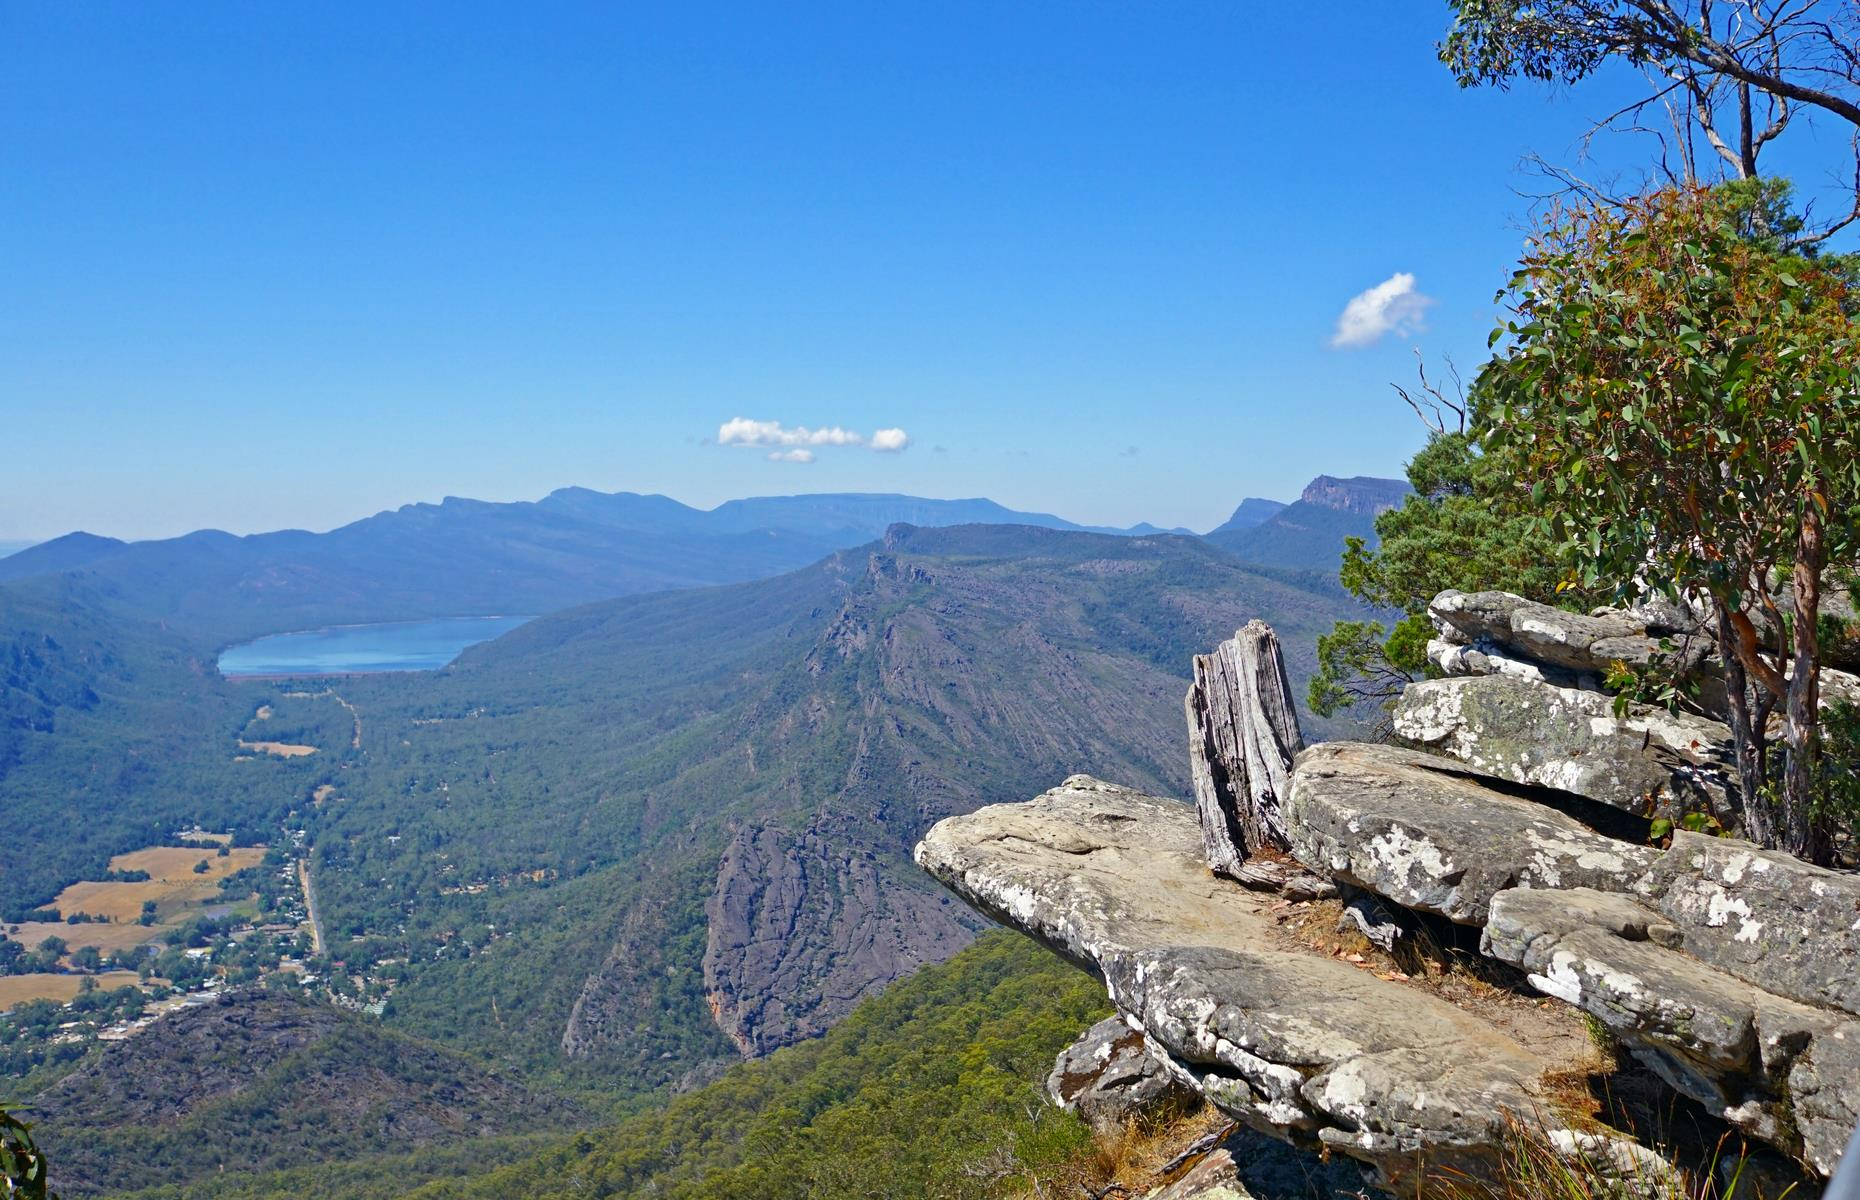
left=1309, top=410, right=1568, bottom=727
left=98, top=933, right=1107, bottom=1200
left=1439, top=1, right=1860, bottom=187
left=0, top=1107, right=54, bottom=1200
left=404, top=930, right=1107, bottom=1200
left=1480, top=183, right=1860, bottom=861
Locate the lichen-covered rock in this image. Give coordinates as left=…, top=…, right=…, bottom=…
left=1392, top=675, right=1737, bottom=821
left=1048, top=1016, right=1193, bottom=1133
left=914, top=775, right=1599, bottom=1186
left=1637, top=832, right=1860, bottom=1018
left=1484, top=886, right=1860, bottom=1176
left=1429, top=590, right=1707, bottom=677
left=1285, top=742, right=1657, bottom=925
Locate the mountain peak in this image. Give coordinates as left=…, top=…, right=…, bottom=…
left=1297, top=475, right=1411, bottom=515
left=1208, top=497, right=1288, bottom=535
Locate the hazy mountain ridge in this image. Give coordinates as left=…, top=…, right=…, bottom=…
left=0, top=490, right=1196, bottom=642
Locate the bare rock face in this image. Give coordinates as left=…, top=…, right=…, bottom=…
left=915, top=775, right=1598, bottom=1186
left=1281, top=737, right=1860, bottom=1175
left=1483, top=886, right=1860, bottom=1175
left=1285, top=742, right=1657, bottom=925
left=1392, top=675, right=1738, bottom=821
left=1429, top=590, right=1705, bottom=677
left=701, top=824, right=974, bottom=1055
left=1185, top=621, right=1305, bottom=875
left=1047, top=1016, right=1193, bottom=1133
left=1638, top=832, right=1860, bottom=1018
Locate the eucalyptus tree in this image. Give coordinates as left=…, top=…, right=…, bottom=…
left=1480, top=184, right=1860, bottom=861
left=1442, top=1, right=1860, bottom=239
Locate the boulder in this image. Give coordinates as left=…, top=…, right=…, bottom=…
left=1285, top=742, right=1657, bottom=925
left=1049, top=1016, right=1194, bottom=1133
left=1288, top=744, right=1860, bottom=1019
left=1392, top=675, right=1737, bottom=821
left=915, top=775, right=1602, bottom=1186
left=1637, top=832, right=1860, bottom=1018
left=1429, top=590, right=1709, bottom=678
left=1484, top=886, right=1860, bottom=1175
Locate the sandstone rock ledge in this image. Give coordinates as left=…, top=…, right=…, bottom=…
left=914, top=775, right=1605, bottom=1186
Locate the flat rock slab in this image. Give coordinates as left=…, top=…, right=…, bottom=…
left=1286, top=743, right=1657, bottom=925
left=1485, top=886, right=1860, bottom=1176
left=1290, top=744, right=1860, bottom=1022
left=1393, top=675, right=1736, bottom=821
left=915, top=775, right=1590, bottom=1183
left=1429, top=590, right=1698, bottom=676
left=1640, top=832, right=1860, bottom=1019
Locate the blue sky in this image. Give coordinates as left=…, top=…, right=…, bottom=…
left=3, top=3, right=1853, bottom=540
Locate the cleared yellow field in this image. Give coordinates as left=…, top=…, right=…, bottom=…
left=237, top=740, right=317, bottom=758
left=0, top=971, right=141, bottom=1010
left=6, top=921, right=163, bottom=953
left=12, top=846, right=269, bottom=948
left=109, top=846, right=264, bottom=880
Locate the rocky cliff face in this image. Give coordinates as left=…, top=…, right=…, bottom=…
left=1296, top=475, right=1411, bottom=515
left=555, top=526, right=1362, bottom=1067
left=919, top=596, right=1860, bottom=1185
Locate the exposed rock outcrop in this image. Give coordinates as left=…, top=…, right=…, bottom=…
left=1286, top=742, right=1656, bottom=925
left=702, top=824, right=973, bottom=1055
left=1048, top=1016, right=1194, bottom=1133
left=915, top=775, right=1600, bottom=1186
left=1483, top=886, right=1860, bottom=1174
left=1428, top=590, right=1710, bottom=681
left=1144, top=1148, right=1254, bottom=1200
left=1278, top=737, right=1860, bottom=1174
left=1393, top=675, right=1738, bottom=821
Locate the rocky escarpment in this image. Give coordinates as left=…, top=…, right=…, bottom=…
left=919, top=600, right=1860, bottom=1185
left=700, top=823, right=974, bottom=1054
left=916, top=776, right=1604, bottom=1187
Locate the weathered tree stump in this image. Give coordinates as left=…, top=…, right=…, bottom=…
left=1185, top=620, right=1305, bottom=878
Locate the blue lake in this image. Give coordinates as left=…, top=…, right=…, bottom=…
left=217, top=616, right=534, bottom=677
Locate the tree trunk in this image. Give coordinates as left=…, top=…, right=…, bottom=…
left=1783, top=509, right=1827, bottom=862
left=1717, top=600, right=1777, bottom=847
left=1185, top=620, right=1304, bottom=875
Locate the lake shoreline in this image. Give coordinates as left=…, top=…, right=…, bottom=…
left=217, top=614, right=534, bottom=678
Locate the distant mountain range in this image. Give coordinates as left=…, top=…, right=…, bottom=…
left=1206, top=496, right=1287, bottom=534
left=0, top=491, right=1204, bottom=642
left=0, top=540, right=36, bottom=560
left=1205, top=474, right=1411, bottom=570
left=0, top=479, right=1404, bottom=644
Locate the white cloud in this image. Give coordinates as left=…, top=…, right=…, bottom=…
left=718, top=418, right=864, bottom=448
left=715, top=417, right=912, bottom=457
left=1329, top=272, right=1434, bottom=348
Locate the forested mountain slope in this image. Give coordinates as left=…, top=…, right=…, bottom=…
left=34, top=991, right=583, bottom=1199
left=0, top=575, right=309, bottom=914
left=92, top=932, right=1106, bottom=1200
left=286, top=524, right=1362, bottom=1089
